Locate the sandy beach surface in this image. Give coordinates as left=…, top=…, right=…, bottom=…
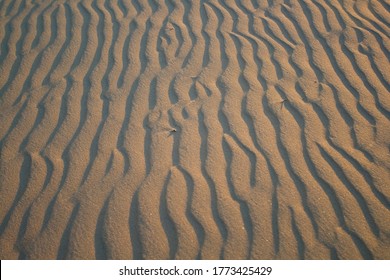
left=0, top=0, right=390, bottom=259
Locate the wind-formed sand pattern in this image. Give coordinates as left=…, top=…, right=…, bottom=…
left=0, top=0, right=390, bottom=260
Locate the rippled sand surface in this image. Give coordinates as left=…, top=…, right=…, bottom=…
left=1, top=0, right=390, bottom=259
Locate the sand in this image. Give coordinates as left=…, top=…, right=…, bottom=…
left=0, top=0, right=389, bottom=260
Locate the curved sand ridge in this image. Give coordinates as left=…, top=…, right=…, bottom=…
left=0, top=0, right=390, bottom=259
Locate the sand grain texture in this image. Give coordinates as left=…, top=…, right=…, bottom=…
left=1, top=0, right=390, bottom=259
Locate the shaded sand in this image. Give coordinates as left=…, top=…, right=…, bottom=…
left=1, top=0, right=390, bottom=260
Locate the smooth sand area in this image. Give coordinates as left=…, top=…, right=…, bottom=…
left=1, top=0, right=389, bottom=259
